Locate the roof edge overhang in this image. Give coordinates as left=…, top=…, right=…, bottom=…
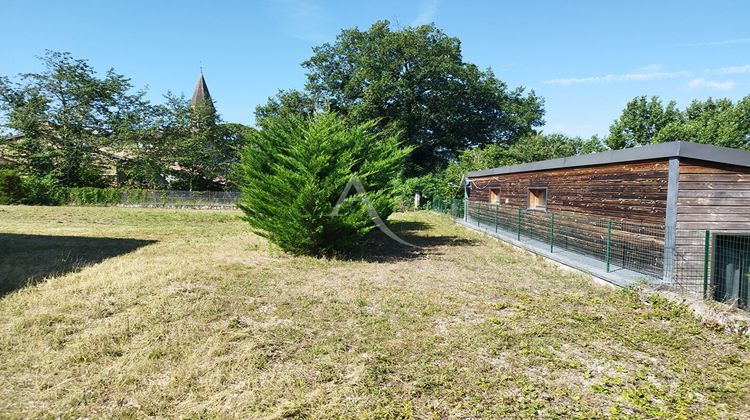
left=466, top=141, right=750, bottom=179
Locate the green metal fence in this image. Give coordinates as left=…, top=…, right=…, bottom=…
left=432, top=199, right=749, bottom=309
left=68, top=188, right=239, bottom=207
left=709, top=234, right=749, bottom=309
left=670, top=228, right=711, bottom=299
left=429, top=197, right=465, bottom=219
left=458, top=200, right=666, bottom=280
left=119, top=190, right=239, bottom=206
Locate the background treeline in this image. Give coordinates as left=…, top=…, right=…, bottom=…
left=0, top=168, right=142, bottom=206
left=0, top=169, right=145, bottom=206
left=0, top=170, right=236, bottom=206
left=0, top=51, right=251, bottom=194
left=2, top=22, right=749, bottom=209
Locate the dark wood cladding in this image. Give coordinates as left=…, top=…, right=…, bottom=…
left=468, top=160, right=670, bottom=224
left=673, top=160, right=750, bottom=296
left=676, top=159, right=750, bottom=232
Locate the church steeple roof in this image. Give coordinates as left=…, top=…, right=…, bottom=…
left=190, top=72, right=213, bottom=109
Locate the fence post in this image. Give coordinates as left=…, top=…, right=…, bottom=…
left=494, top=204, right=499, bottom=233
left=517, top=208, right=522, bottom=241
left=703, top=229, right=710, bottom=299
left=549, top=212, right=555, bottom=253
left=477, top=202, right=481, bottom=227
left=605, top=220, right=612, bottom=272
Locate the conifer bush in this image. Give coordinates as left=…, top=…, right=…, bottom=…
left=0, top=170, right=24, bottom=204
left=237, top=112, right=410, bottom=256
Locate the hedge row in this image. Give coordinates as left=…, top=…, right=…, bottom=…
left=67, top=187, right=152, bottom=205
left=0, top=171, right=235, bottom=206
left=0, top=170, right=67, bottom=205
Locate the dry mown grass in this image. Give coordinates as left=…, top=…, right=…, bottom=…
left=0, top=205, right=749, bottom=418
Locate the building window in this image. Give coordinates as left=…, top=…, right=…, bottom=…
left=528, top=188, right=547, bottom=210
left=489, top=188, right=500, bottom=204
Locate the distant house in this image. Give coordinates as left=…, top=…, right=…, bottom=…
left=463, top=141, right=750, bottom=309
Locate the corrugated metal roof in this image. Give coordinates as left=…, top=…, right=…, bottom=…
left=466, top=141, right=750, bottom=178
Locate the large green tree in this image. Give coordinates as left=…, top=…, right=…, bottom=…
left=607, top=96, right=682, bottom=149
left=608, top=95, right=750, bottom=150
left=256, top=21, right=544, bottom=175
left=122, top=93, right=249, bottom=190
left=0, top=51, right=152, bottom=186
left=653, top=97, right=750, bottom=149
left=254, top=89, right=317, bottom=123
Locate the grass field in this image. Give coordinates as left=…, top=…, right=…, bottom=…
left=1, top=205, right=749, bottom=418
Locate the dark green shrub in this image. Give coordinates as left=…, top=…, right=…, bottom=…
left=67, top=187, right=158, bottom=205
left=237, top=112, right=410, bottom=256
left=68, top=187, right=125, bottom=205
left=21, top=175, right=67, bottom=205
left=0, top=170, right=24, bottom=204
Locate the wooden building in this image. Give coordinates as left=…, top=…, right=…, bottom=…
left=465, top=141, right=750, bottom=307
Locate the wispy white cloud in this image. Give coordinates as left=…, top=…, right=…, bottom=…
left=265, top=0, right=332, bottom=44
left=544, top=61, right=750, bottom=87
left=631, top=63, right=666, bottom=73
left=712, top=64, right=750, bottom=75
left=686, top=78, right=735, bottom=91
left=682, top=38, right=750, bottom=47
left=543, top=69, right=690, bottom=86
left=411, top=0, right=439, bottom=26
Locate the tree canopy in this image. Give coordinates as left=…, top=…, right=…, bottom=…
left=0, top=51, right=152, bottom=186
left=608, top=95, right=750, bottom=150
left=256, top=21, right=545, bottom=175
left=136, top=93, right=248, bottom=190
left=0, top=51, right=251, bottom=189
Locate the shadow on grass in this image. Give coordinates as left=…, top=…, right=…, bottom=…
left=352, top=219, right=478, bottom=262
left=0, top=233, right=156, bottom=297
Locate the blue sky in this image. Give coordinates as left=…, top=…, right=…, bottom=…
left=1, top=0, right=749, bottom=138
